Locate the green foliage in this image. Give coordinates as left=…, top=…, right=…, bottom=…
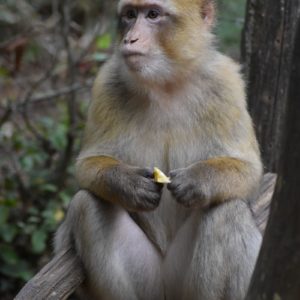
left=216, top=0, right=247, bottom=57
left=93, top=33, right=113, bottom=62
left=0, top=106, right=82, bottom=295
left=96, top=33, right=112, bottom=50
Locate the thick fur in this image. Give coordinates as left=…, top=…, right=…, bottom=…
left=55, top=0, right=262, bottom=299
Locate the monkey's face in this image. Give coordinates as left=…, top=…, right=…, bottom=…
left=117, top=0, right=214, bottom=84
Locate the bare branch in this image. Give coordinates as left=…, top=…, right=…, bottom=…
left=52, top=0, right=78, bottom=188
left=14, top=248, right=85, bottom=300
left=19, top=80, right=93, bottom=106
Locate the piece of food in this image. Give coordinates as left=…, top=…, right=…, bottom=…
left=153, top=167, right=171, bottom=184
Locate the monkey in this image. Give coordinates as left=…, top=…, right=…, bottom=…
left=55, top=0, right=263, bottom=299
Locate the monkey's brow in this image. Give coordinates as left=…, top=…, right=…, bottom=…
left=118, top=0, right=175, bottom=13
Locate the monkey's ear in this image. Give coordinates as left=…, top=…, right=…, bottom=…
left=201, top=0, right=216, bottom=29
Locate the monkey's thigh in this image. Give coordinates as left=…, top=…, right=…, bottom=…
left=164, top=200, right=262, bottom=300
left=63, top=191, right=164, bottom=300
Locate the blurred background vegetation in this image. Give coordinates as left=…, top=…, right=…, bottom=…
left=0, top=0, right=246, bottom=298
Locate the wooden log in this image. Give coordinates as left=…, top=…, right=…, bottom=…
left=15, top=248, right=84, bottom=300
left=15, top=173, right=277, bottom=300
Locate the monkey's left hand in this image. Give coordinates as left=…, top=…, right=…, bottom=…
left=167, top=165, right=213, bottom=209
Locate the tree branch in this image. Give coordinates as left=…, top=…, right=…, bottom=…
left=15, top=248, right=84, bottom=300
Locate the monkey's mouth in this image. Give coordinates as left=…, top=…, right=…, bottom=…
left=122, top=51, right=146, bottom=70
left=122, top=50, right=145, bottom=58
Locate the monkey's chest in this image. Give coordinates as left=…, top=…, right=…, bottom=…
left=118, top=125, right=215, bottom=247
left=101, top=118, right=225, bottom=248
left=116, top=123, right=220, bottom=173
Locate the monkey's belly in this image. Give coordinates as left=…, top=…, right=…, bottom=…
left=130, top=187, right=192, bottom=255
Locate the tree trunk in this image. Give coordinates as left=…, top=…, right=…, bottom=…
left=242, top=0, right=300, bottom=173
left=243, top=0, right=300, bottom=298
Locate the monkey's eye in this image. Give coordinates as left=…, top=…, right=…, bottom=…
left=147, top=9, right=160, bottom=20
left=125, top=9, right=137, bottom=20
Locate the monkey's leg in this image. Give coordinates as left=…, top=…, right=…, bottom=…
left=55, top=191, right=164, bottom=300
left=164, top=200, right=262, bottom=300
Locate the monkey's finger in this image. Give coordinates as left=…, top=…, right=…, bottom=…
left=139, top=177, right=163, bottom=193
left=167, top=177, right=185, bottom=191
left=176, top=189, right=196, bottom=207
left=169, top=170, right=178, bottom=179
left=169, top=168, right=185, bottom=179
left=137, top=189, right=161, bottom=206
left=172, top=184, right=191, bottom=199
left=136, top=167, right=154, bottom=178
left=153, top=181, right=164, bottom=191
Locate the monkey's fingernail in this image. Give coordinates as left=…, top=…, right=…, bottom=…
left=169, top=170, right=177, bottom=178
left=141, top=168, right=154, bottom=178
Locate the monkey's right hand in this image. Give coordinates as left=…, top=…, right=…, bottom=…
left=101, top=165, right=163, bottom=212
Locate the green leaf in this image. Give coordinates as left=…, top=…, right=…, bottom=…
left=92, top=52, right=109, bottom=62
left=59, top=191, right=72, bottom=206
left=96, top=33, right=112, bottom=49
left=28, top=206, right=39, bottom=215
left=18, top=269, right=34, bottom=281
left=28, top=216, right=40, bottom=224
left=2, top=197, right=17, bottom=207
left=0, top=207, right=9, bottom=225
left=31, top=229, right=47, bottom=253
left=0, top=224, right=18, bottom=243
left=0, top=244, right=19, bottom=265
left=0, top=66, right=9, bottom=78
left=20, top=156, right=34, bottom=170
left=23, top=224, right=36, bottom=235
left=40, top=184, right=58, bottom=193
left=0, top=260, right=34, bottom=281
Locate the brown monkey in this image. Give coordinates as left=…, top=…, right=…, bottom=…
left=55, top=0, right=262, bottom=299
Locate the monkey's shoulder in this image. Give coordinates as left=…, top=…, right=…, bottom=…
left=92, top=59, right=125, bottom=102
left=212, top=52, right=244, bottom=82
left=199, top=52, right=246, bottom=107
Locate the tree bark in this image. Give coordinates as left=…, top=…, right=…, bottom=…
left=242, top=0, right=300, bottom=173
left=243, top=0, right=300, bottom=299
left=14, top=248, right=84, bottom=300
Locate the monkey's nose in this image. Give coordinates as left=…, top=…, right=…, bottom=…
left=124, top=38, right=139, bottom=44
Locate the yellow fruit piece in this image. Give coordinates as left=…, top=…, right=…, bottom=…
left=153, top=167, right=171, bottom=184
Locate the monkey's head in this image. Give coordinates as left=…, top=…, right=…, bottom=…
left=117, top=0, right=215, bottom=86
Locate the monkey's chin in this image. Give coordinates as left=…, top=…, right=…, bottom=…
left=124, top=55, right=145, bottom=73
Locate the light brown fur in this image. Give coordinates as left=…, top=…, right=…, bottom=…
left=55, top=1, right=262, bottom=299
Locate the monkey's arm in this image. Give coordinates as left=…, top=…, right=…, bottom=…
left=76, top=156, right=163, bottom=212
left=168, top=156, right=262, bottom=208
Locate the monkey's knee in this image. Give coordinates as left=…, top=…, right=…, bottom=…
left=185, top=200, right=261, bottom=300
left=215, top=201, right=261, bottom=300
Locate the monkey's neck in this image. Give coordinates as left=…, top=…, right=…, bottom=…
left=118, top=51, right=216, bottom=98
